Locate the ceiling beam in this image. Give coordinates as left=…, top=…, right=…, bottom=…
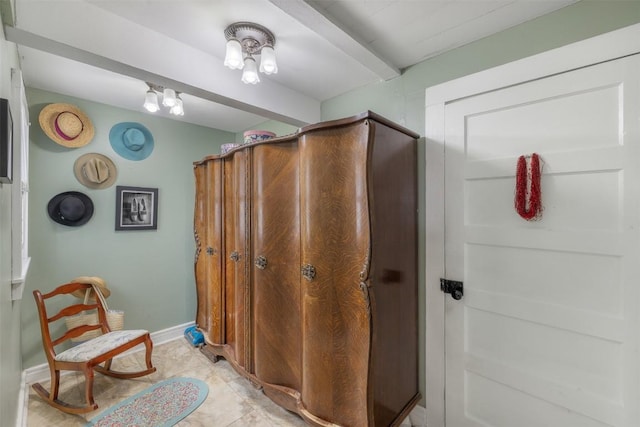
left=4, top=26, right=312, bottom=127
left=267, top=0, right=400, bottom=81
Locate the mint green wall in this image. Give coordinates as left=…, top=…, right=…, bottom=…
left=22, top=88, right=232, bottom=369
left=320, top=0, right=640, bottom=406
left=0, top=24, right=22, bottom=427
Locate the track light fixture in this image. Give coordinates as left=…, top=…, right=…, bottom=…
left=223, top=22, right=277, bottom=84
left=143, top=82, right=184, bottom=116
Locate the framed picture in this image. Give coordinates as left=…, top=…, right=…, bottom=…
left=0, top=98, right=13, bottom=184
left=115, top=186, right=158, bottom=231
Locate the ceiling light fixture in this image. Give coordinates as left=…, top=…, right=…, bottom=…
left=143, top=83, right=184, bottom=116
left=162, top=88, right=177, bottom=107
left=223, top=22, right=277, bottom=85
left=170, top=95, right=184, bottom=116
left=143, top=87, right=160, bottom=113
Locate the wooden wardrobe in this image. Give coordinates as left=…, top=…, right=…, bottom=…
left=193, top=111, right=420, bottom=426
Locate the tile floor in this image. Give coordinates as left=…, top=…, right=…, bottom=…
left=26, top=338, right=423, bottom=426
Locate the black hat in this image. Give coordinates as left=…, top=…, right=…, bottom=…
left=47, top=191, right=94, bottom=227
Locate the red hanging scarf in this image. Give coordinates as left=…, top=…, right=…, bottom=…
left=515, top=153, right=542, bottom=221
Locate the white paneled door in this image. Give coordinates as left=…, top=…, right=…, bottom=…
left=443, top=54, right=640, bottom=426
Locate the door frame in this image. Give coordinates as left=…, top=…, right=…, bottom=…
left=424, top=22, right=640, bottom=427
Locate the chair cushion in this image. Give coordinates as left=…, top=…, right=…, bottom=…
left=55, top=330, right=149, bottom=363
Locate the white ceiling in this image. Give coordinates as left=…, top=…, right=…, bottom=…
left=5, top=0, right=576, bottom=132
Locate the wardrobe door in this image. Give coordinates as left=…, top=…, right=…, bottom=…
left=194, top=159, right=224, bottom=345
left=223, top=150, right=250, bottom=368
left=252, top=140, right=301, bottom=393
left=299, top=121, right=373, bottom=426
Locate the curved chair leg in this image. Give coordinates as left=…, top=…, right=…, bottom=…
left=103, top=358, right=113, bottom=371
left=144, top=336, right=154, bottom=370
left=31, top=367, right=60, bottom=405
left=50, top=367, right=60, bottom=400
left=83, top=367, right=98, bottom=411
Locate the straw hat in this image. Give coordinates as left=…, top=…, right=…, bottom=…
left=70, top=276, right=111, bottom=299
left=109, top=122, right=154, bottom=161
left=47, top=191, right=94, bottom=227
left=39, top=103, right=95, bottom=148
left=74, top=153, right=118, bottom=189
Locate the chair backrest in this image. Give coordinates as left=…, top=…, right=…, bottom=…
left=33, top=282, right=111, bottom=361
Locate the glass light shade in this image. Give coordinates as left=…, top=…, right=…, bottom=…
left=259, top=46, right=278, bottom=75
left=162, top=88, right=177, bottom=107
left=143, top=90, right=160, bottom=112
left=170, top=97, right=184, bottom=116
left=224, top=39, right=244, bottom=70
left=241, top=57, right=260, bottom=84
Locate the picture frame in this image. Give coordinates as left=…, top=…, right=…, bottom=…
left=115, top=185, right=158, bottom=231
left=0, top=98, right=13, bottom=184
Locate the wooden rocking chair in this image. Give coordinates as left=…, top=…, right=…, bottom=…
left=32, top=281, right=157, bottom=414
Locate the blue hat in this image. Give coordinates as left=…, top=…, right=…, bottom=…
left=109, top=122, right=154, bottom=161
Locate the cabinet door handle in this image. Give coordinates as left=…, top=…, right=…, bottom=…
left=230, top=251, right=240, bottom=262
left=206, top=247, right=217, bottom=256
left=255, top=256, right=268, bottom=270
left=302, top=264, right=316, bottom=281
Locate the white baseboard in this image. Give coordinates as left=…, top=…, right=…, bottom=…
left=16, top=370, right=28, bottom=427
left=147, top=321, right=195, bottom=347
left=409, top=404, right=427, bottom=426
left=17, top=321, right=194, bottom=427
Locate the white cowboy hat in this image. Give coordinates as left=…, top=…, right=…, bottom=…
left=74, top=153, right=118, bottom=189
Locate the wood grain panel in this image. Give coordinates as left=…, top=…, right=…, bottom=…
left=193, top=162, right=209, bottom=338
left=208, top=160, right=224, bottom=345
left=300, top=121, right=372, bottom=426
left=224, top=151, right=249, bottom=368
left=193, top=159, right=224, bottom=345
left=252, top=141, right=302, bottom=391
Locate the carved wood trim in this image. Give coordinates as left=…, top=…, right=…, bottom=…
left=194, top=228, right=201, bottom=264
